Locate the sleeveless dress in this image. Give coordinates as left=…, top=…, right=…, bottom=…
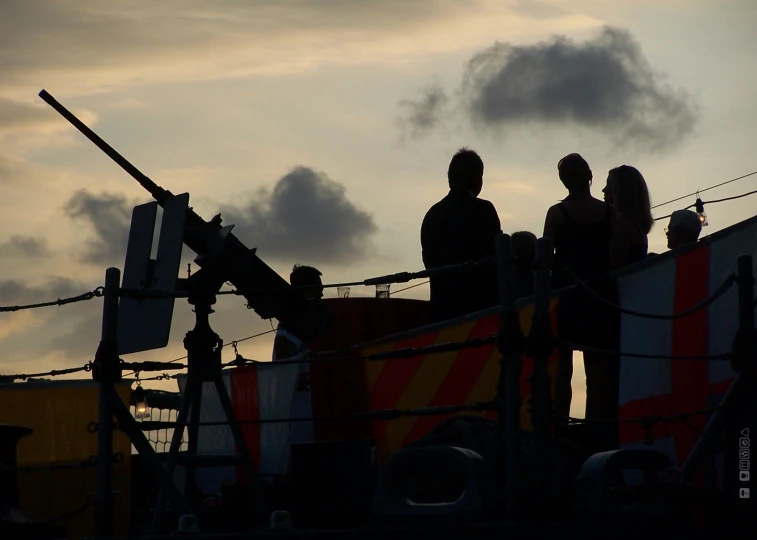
left=552, top=202, right=620, bottom=350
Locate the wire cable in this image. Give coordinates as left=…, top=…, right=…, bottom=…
left=650, top=169, right=757, bottom=210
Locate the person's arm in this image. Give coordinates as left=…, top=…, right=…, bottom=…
left=543, top=204, right=563, bottom=241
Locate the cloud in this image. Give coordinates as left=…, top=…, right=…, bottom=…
left=401, top=26, right=699, bottom=152
left=0, top=0, right=489, bottom=100
left=396, top=84, right=450, bottom=140
left=219, top=166, right=377, bottom=265
left=63, top=190, right=134, bottom=266
left=0, top=235, right=50, bottom=258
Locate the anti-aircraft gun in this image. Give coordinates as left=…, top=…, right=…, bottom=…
left=38, top=89, right=330, bottom=344
left=39, top=89, right=333, bottom=535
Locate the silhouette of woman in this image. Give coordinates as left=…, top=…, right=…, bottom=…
left=543, top=153, right=631, bottom=432
left=602, top=165, right=653, bottom=264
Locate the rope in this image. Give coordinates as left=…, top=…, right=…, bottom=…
left=122, top=328, right=277, bottom=378
left=390, top=280, right=430, bottom=296
left=22, top=497, right=94, bottom=525
left=560, top=341, right=732, bottom=361
left=0, top=287, right=103, bottom=313
left=566, top=404, right=723, bottom=426
left=118, top=257, right=492, bottom=300
left=0, top=455, right=98, bottom=472
left=234, top=333, right=498, bottom=367
left=560, top=266, right=735, bottom=320
left=0, top=363, right=92, bottom=383
left=109, top=400, right=497, bottom=431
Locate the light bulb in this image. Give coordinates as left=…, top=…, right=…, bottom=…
left=134, top=386, right=150, bottom=419
left=695, top=197, right=708, bottom=227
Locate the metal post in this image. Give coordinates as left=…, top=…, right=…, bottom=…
left=95, top=267, right=120, bottom=540
left=494, top=234, right=522, bottom=520
left=530, top=238, right=553, bottom=496
left=737, top=255, right=754, bottom=337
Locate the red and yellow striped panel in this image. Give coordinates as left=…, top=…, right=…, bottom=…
left=363, top=300, right=560, bottom=462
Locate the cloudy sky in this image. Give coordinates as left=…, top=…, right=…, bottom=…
left=1, top=0, right=756, bottom=417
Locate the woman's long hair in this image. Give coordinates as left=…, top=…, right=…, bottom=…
left=609, top=165, right=653, bottom=234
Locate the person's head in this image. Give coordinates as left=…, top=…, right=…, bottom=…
left=603, top=165, right=653, bottom=234
left=448, top=147, right=484, bottom=196
left=511, top=231, right=537, bottom=266
left=557, top=153, right=592, bottom=194
left=290, top=264, right=323, bottom=300
left=666, top=210, right=702, bottom=250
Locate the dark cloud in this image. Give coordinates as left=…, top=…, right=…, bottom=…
left=219, top=166, right=377, bottom=265
left=62, top=168, right=375, bottom=270
left=0, top=235, right=50, bottom=257
left=64, top=190, right=133, bottom=266
left=401, top=27, right=699, bottom=152
left=396, top=85, right=449, bottom=139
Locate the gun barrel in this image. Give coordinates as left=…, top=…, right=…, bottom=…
left=38, top=89, right=329, bottom=341
left=38, top=89, right=169, bottom=205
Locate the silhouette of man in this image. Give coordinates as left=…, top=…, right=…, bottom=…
left=666, top=210, right=702, bottom=250
left=421, top=147, right=502, bottom=322
left=272, top=264, right=324, bottom=456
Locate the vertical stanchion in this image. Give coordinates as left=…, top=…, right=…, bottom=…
left=529, top=238, right=553, bottom=497
left=726, top=255, right=757, bottom=508
left=94, top=267, right=121, bottom=540
left=494, top=234, right=523, bottom=520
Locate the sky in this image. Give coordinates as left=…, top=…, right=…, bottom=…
left=1, top=0, right=756, bottom=418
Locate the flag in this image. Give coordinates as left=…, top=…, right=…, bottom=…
left=176, top=362, right=299, bottom=495
left=617, top=215, right=757, bottom=488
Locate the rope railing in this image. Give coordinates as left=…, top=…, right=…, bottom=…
left=0, top=287, right=103, bottom=313
left=110, top=400, right=499, bottom=432
left=0, top=453, right=123, bottom=472
left=559, top=341, right=733, bottom=361
left=0, top=363, right=92, bottom=383
left=111, top=402, right=722, bottom=436
left=558, top=265, right=735, bottom=320
left=117, top=256, right=493, bottom=301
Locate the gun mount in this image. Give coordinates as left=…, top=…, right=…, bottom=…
left=39, top=89, right=330, bottom=343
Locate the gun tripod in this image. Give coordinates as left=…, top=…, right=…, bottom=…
left=151, top=270, right=266, bottom=529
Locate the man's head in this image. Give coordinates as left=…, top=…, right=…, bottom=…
left=666, top=210, right=702, bottom=250
left=557, top=153, right=592, bottom=194
left=290, top=264, right=323, bottom=300
left=448, top=147, right=484, bottom=196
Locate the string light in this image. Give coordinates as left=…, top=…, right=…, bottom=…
left=133, top=384, right=150, bottom=419
left=695, top=195, right=708, bottom=227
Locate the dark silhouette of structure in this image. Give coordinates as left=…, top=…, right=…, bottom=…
left=421, top=148, right=502, bottom=323
left=511, top=231, right=537, bottom=299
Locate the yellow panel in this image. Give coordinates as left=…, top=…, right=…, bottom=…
left=0, top=380, right=132, bottom=539
left=464, top=348, right=501, bottom=405
left=363, top=341, right=400, bottom=392
left=383, top=321, right=477, bottom=456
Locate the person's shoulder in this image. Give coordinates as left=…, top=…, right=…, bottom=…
left=474, top=197, right=498, bottom=213
left=545, top=202, right=565, bottom=221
